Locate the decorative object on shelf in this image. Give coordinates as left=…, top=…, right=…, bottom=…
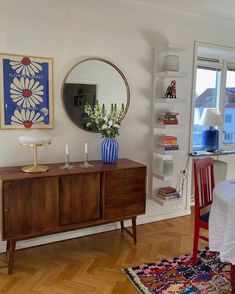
left=79, top=142, right=94, bottom=168
left=157, top=186, right=180, bottom=200
left=0, top=53, right=54, bottom=129
left=200, top=108, right=222, bottom=151
left=156, top=112, right=179, bottom=125
left=162, top=159, right=174, bottom=175
left=162, top=55, right=179, bottom=71
left=158, top=135, right=179, bottom=151
left=85, top=102, right=125, bottom=164
left=18, top=130, right=52, bottom=173
left=164, top=80, right=177, bottom=98
left=60, top=143, right=75, bottom=169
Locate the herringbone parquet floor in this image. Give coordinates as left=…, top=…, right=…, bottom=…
left=0, top=212, right=207, bottom=293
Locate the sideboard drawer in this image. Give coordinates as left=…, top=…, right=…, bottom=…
left=105, top=168, right=146, bottom=192
left=104, top=201, right=145, bottom=219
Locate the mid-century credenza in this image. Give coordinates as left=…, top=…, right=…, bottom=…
left=0, top=158, right=146, bottom=274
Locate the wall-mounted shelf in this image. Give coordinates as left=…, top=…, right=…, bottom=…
left=154, top=148, right=183, bottom=155
left=155, top=196, right=182, bottom=206
left=153, top=171, right=175, bottom=181
left=155, top=98, right=186, bottom=104
left=154, top=123, right=181, bottom=129
left=155, top=71, right=186, bottom=78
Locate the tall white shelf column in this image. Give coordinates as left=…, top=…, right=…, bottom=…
left=150, top=43, right=191, bottom=217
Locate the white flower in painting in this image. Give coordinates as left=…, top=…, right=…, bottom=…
left=10, top=77, right=44, bottom=108
left=10, top=57, right=42, bottom=76
left=11, top=109, right=44, bottom=128
left=40, top=108, right=49, bottom=116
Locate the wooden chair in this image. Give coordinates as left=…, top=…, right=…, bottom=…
left=192, top=157, right=215, bottom=265
left=231, top=264, right=235, bottom=292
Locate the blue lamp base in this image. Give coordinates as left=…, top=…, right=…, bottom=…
left=202, top=127, right=219, bottom=152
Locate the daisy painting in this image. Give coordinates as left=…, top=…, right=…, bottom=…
left=10, top=57, right=42, bottom=76
left=0, top=53, right=53, bottom=129
left=10, top=77, right=44, bottom=108
left=11, top=109, right=44, bottom=128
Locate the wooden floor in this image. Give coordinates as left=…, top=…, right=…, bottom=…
left=0, top=212, right=207, bottom=293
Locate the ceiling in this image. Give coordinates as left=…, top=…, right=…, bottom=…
left=120, top=0, right=235, bottom=23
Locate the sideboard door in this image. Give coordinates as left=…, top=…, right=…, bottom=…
left=3, top=177, right=59, bottom=239
left=59, top=173, right=101, bottom=225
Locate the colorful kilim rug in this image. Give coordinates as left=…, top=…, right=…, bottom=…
left=123, top=248, right=232, bottom=293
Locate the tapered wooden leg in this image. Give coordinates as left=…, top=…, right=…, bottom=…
left=6, top=240, right=9, bottom=258
left=8, top=240, right=16, bottom=274
left=231, top=264, right=235, bottom=292
left=132, top=217, right=137, bottom=244
left=120, top=217, right=137, bottom=244
left=120, top=220, right=124, bottom=232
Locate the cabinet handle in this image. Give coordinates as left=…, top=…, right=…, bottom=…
left=124, top=179, right=128, bottom=183
left=4, top=208, right=8, bottom=213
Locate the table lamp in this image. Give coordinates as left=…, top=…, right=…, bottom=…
left=19, top=130, right=52, bottom=173
left=200, top=108, right=222, bottom=152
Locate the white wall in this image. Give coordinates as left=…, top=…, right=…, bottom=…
left=1, top=0, right=235, bottom=249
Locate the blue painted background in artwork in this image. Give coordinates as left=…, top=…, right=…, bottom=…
left=3, top=58, right=50, bottom=125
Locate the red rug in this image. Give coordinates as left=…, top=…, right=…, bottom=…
left=123, top=248, right=231, bottom=293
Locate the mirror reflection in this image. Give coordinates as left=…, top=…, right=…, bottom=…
left=62, top=58, right=130, bottom=132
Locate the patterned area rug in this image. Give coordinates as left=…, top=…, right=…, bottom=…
left=123, top=248, right=232, bottom=293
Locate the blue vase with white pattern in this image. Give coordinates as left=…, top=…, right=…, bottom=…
left=101, top=138, right=119, bottom=164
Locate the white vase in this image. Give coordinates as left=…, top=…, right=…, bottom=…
left=163, top=55, right=179, bottom=72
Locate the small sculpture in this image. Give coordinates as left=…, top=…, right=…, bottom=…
left=164, top=80, right=176, bottom=98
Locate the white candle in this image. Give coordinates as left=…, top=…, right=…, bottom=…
left=65, top=144, right=69, bottom=155
left=85, top=142, right=88, bottom=154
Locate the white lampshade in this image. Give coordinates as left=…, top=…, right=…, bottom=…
left=19, top=130, right=52, bottom=173
left=199, top=108, right=222, bottom=127
left=19, top=130, right=52, bottom=146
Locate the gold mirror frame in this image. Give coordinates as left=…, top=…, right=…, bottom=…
left=62, top=57, right=130, bottom=132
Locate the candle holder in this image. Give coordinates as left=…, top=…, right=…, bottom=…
left=60, top=154, right=74, bottom=169
left=79, top=153, right=94, bottom=168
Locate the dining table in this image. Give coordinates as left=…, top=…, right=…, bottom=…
left=209, top=179, right=235, bottom=264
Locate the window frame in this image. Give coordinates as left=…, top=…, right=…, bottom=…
left=189, top=42, right=235, bottom=152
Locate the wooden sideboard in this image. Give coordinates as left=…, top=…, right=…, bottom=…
left=0, top=158, right=146, bottom=274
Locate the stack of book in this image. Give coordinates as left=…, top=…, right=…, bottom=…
left=158, top=135, right=179, bottom=151
left=156, top=112, right=179, bottom=125
left=157, top=186, right=180, bottom=200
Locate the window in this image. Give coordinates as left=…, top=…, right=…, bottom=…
left=192, top=64, right=221, bottom=150
left=225, top=114, right=232, bottom=123
left=223, top=66, right=235, bottom=144
left=224, top=132, right=233, bottom=143
left=192, top=46, right=235, bottom=150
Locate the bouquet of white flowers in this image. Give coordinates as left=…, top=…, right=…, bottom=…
left=84, top=102, right=125, bottom=138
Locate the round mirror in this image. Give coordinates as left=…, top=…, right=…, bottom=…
left=62, top=58, right=130, bottom=132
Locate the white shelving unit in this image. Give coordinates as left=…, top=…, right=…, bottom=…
left=154, top=123, right=182, bottom=129
left=150, top=43, right=190, bottom=215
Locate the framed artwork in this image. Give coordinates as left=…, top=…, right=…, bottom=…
left=0, top=53, right=54, bottom=129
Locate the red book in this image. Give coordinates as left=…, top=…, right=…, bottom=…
left=159, top=186, right=176, bottom=194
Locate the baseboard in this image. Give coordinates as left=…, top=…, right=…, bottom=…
left=0, top=200, right=191, bottom=253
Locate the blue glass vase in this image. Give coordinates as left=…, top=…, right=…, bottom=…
left=101, top=138, right=119, bottom=164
